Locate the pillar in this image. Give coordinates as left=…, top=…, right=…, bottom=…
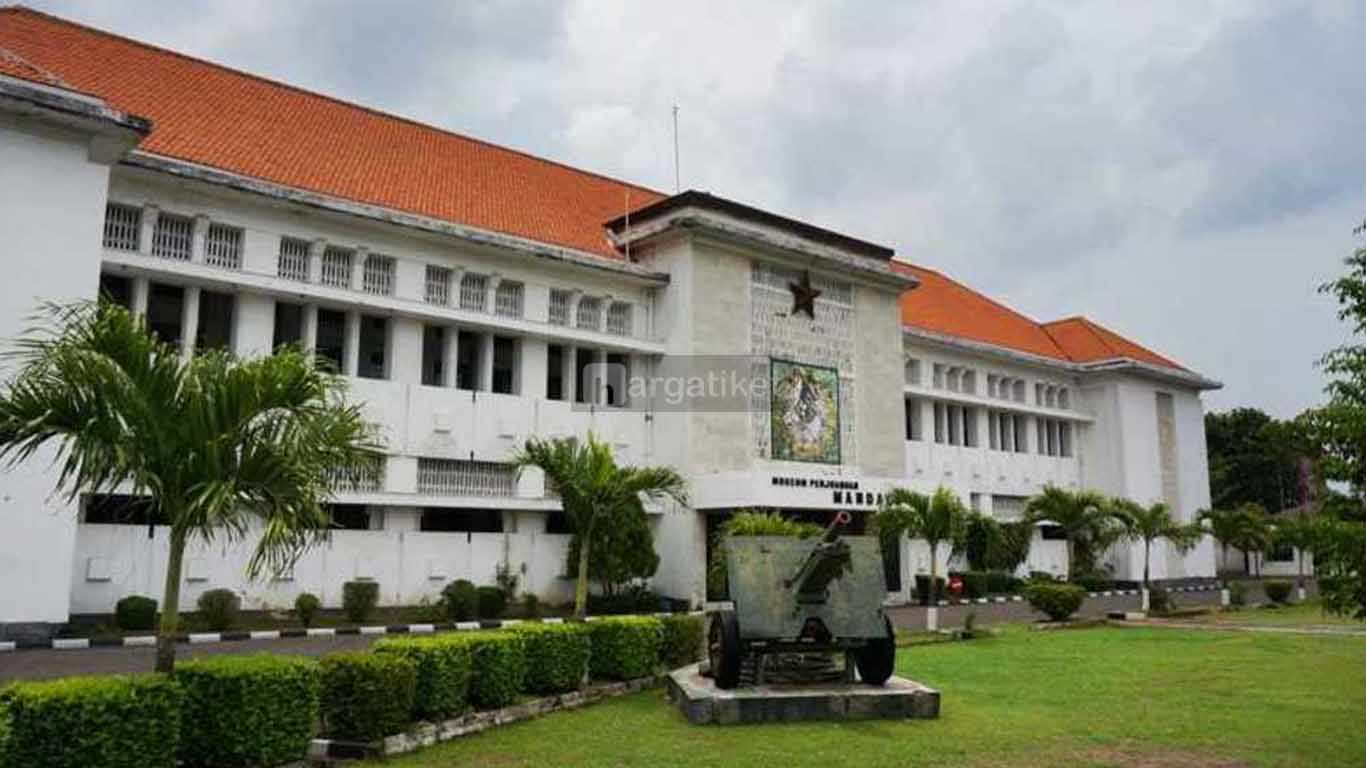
left=479, top=331, right=495, bottom=392
left=130, top=275, right=150, bottom=318
left=180, top=285, right=201, bottom=361
left=301, top=304, right=318, bottom=358
left=190, top=214, right=209, bottom=264
left=444, top=324, right=460, bottom=388
left=343, top=310, right=360, bottom=377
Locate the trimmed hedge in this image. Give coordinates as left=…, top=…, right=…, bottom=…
left=659, top=614, right=705, bottom=669
left=114, top=595, right=157, bottom=631
left=177, top=655, right=319, bottom=767
left=475, top=586, right=507, bottom=619
left=196, top=588, right=241, bottom=631
left=320, top=652, right=416, bottom=742
left=342, top=580, right=380, bottom=624
left=588, top=616, right=663, bottom=681
left=294, top=592, right=321, bottom=628
left=1264, top=580, right=1293, bottom=605
left=373, top=635, right=473, bottom=719
left=512, top=623, right=590, bottom=694
left=443, top=580, right=478, bottom=621
left=1024, top=582, right=1086, bottom=621
left=465, top=632, right=527, bottom=709
left=0, top=674, right=182, bottom=768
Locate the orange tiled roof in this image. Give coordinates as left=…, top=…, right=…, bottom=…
left=1041, top=316, right=1185, bottom=371
left=0, top=41, right=66, bottom=88
left=0, top=6, right=665, bottom=259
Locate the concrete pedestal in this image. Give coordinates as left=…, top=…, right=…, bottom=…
left=666, top=663, right=940, bottom=725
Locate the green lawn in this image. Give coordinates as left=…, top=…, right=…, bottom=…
left=384, top=626, right=1366, bottom=768
left=1188, top=600, right=1365, bottom=630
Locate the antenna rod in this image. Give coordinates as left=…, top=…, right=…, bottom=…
left=672, top=104, right=680, bottom=193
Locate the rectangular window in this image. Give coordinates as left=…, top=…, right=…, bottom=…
left=546, top=344, right=565, bottom=400
left=548, top=289, right=572, bottom=325
left=98, top=273, right=132, bottom=309
left=204, top=223, right=243, bottom=270
left=576, top=296, right=602, bottom=330
left=905, top=358, right=922, bottom=386
left=932, top=363, right=945, bottom=389
left=459, top=272, right=488, bottom=311
left=315, top=309, right=346, bottom=372
left=358, top=315, right=388, bottom=380
left=320, top=246, right=354, bottom=288
left=425, top=265, right=452, bottom=305
left=419, top=508, right=504, bottom=533
left=575, top=348, right=596, bottom=403
left=1058, top=388, right=1071, bottom=409
left=1013, top=414, right=1028, bottom=452
left=278, top=237, right=311, bottom=282
left=456, top=330, right=481, bottom=390
left=606, top=352, right=628, bottom=406
left=963, top=407, right=978, bottom=448
left=273, top=301, right=303, bottom=350
left=947, top=404, right=961, bottom=445
left=327, top=504, right=371, bottom=531
left=84, top=494, right=165, bottom=526
left=195, top=290, right=234, bottom=351
left=606, top=301, right=633, bottom=336
left=962, top=371, right=977, bottom=396
left=904, top=398, right=922, bottom=441
left=421, top=325, right=446, bottom=387
left=103, top=203, right=142, bottom=251
left=1059, top=421, right=1073, bottom=457
left=416, top=459, right=517, bottom=497
left=494, top=281, right=524, bottom=317
left=146, top=283, right=184, bottom=347
left=933, top=402, right=945, bottom=444
left=363, top=253, right=395, bottom=296
left=151, top=213, right=194, bottom=261
left=492, top=336, right=517, bottom=394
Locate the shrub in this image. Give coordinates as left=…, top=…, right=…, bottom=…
left=958, top=571, right=989, bottom=599
left=177, top=655, right=319, bottom=767
left=519, top=593, right=542, bottom=619
left=588, top=616, right=663, bottom=681
left=1071, top=574, right=1115, bottom=593
left=1148, top=587, right=1172, bottom=614
left=512, top=623, right=590, bottom=694
left=196, top=588, right=241, bottom=631
left=985, top=571, right=1023, bottom=595
left=659, top=614, right=705, bottom=669
left=1264, top=580, right=1293, bottom=605
left=914, top=574, right=946, bottom=606
left=587, top=585, right=660, bottom=615
left=1229, top=581, right=1248, bottom=608
left=1028, top=570, right=1057, bottom=583
left=442, top=580, right=478, bottom=621
left=319, top=652, right=416, bottom=742
left=0, top=674, right=182, bottom=768
left=476, top=586, right=508, bottom=619
left=294, top=593, right=322, bottom=628
left=465, top=632, right=527, bottom=709
left=114, top=595, right=157, bottom=632
left=372, top=635, right=473, bottom=719
left=1023, top=582, right=1086, bottom=621
left=342, top=581, right=379, bottom=624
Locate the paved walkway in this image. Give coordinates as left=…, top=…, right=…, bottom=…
left=887, top=588, right=1224, bottom=631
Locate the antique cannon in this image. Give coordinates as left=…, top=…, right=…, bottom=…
left=707, top=511, right=896, bottom=689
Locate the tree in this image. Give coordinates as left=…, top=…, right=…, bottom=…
left=963, top=512, right=1033, bottom=574
left=1199, top=507, right=1247, bottom=574
left=511, top=433, right=686, bottom=618
left=0, top=302, right=376, bottom=672
left=876, top=487, right=967, bottom=598
left=566, top=497, right=660, bottom=597
left=1313, top=223, right=1366, bottom=494
left=1230, top=503, right=1271, bottom=576
left=1205, top=408, right=1305, bottom=513
left=1113, top=499, right=1202, bottom=588
left=1270, top=515, right=1317, bottom=590
left=1311, top=517, right=1366, bottom=620
left=1023, top=485, right=1124, bottom=579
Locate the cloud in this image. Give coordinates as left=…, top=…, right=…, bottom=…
left=30, top=0, right=1366, bottom=417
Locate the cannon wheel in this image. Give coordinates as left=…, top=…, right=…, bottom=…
left=708, top=611, right=741, bottom=689
left=854, top=615, right=896, bottom=685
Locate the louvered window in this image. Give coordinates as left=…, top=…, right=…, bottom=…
left=362, top=253, right=395, bottom=296
left=425, top=265, right=451, bottom=305
left=606, top=301, right=632, bottom=336
left=548, top=289, right=572, bottom=325
left=494, top=281, right=524, bottom=318
left=150, top=213, right=193, bottom=261
left=328, top=458, right=385, bottom=493
left=459, top=272, right=488, bottom=311
left=320, top=246, right=354, bottom=288
left=417, top=458, right=516, bottom=497
left=277, top=237, right=311, bottom=282
left=102, top=203, right=141, bottom=251
left=204, top=223, right=243, bottom=270
left=576, top=296, right=602, bottom=330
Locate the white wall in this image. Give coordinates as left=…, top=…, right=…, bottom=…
left=0, top=115, right=116, bottom=630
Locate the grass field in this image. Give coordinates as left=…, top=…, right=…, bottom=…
left=1187, top=600, right=1364, bottom=630
left=383, top=626, right=1366, bottom=768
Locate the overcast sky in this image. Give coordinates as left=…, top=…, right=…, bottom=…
left=32, top=0, right=1366, bottom=418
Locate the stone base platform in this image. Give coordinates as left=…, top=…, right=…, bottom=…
left=666, top=664, right=940, bottom=725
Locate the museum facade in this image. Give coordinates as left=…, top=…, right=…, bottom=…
left=0, top=8, right=1219, bottom=636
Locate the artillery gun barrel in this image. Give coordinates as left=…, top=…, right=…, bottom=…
left=787, top=511, right=854, bottom=604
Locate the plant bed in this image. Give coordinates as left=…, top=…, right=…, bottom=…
left=307, top=675, right=661, bottom=761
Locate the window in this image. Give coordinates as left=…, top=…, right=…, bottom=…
left=495, top=281, right=524, bottom=317
left=606, top=301, right=632, bottom=336
left=456, top=330, right=481, bottom=390
left=932, top=363, right=945, bottom=389
left=1036, top=417, right=1073, bottom=457
left=151, top=213, right=194, bottom=261
left=575, top=348, right=596, bottom=403
left=1058, top=388, right=1071, bottom=410
left=425, top=265, right=451, bottom=305
left=278, top=237, right=311, bottom=282
left=576, top=296, right=602, bottom=330
left=419, top=508, right=504, bottom=533
left=961, top=370, right=977, bottom=396
left=904, top=398, right=922, bottom=441
left=103, top=203, right=142, bottom=251
left=273, top=302, right=303, bottom=350
left=204, top=223, right=243, bottom=269
left=195, top=290, right=234, bottom=351
left=963, top=407, right=978, bottom=447
left=328, top=458, right=384, bottom=493
left=315, top=309, right=346, bottom=372
left=459, top=272, right=488, bottom=311
left=417, top=459, right=517, bottom=497
left=1012, top=380, right=1025, bottom=402
left=932, top=403, right=977, bottom=447
left=320, top=246, right=353, bottom=288
left=1059, top=421, right=1073, bottom=457
left=84, top=494, right=165, bottom=526
left=1013, top=414, right=1028, bottom=452
left=98, top=273, right=132, bottom=309
left=146, top=283, right=184, bottom=347
left=358, top=315, right=388, bottom=379
left=545, top=510, right=573, bottom=534
left=421, top=325, right=447, bottom=387
left=905, top=358, right=922, bottom=386
left=546, top=344, right=565, bottom=400
left=363, top=253, right=395, bottom=296
left=327, top=504, right=371, bottom=531
left=492, top=336, right=518, bottom=394
left=548, top=289, right=572, bottom=325
left=605, top=352, right=628, bottom=406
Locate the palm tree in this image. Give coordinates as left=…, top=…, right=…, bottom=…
left=1023, top=485, right=1123, bottom=579
left=876, top=487, right=968, bottom=603
left=1113, top=499, right=1202, bottom=588
left=1231, top=503, right=1271, bottom=577
left=1199, top=507, right=1246, bottom=575
left=0, top=301, right=377, bottom=672
left=1270, top=515, right=1316, bottom=592
left=511, top=433, right=686, bottom=618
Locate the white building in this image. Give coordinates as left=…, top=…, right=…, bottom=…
left=0, top=8, right=1220, bottom=638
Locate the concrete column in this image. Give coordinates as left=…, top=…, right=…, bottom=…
left=352, top=247, right=368, bottom=292
left=487, top=275, right=502, bottom=315
left=444, top=324, right=460, bottom=387
left=190, top=214, right=209, bottom=264
left=566, top=344, right=578, bottom=402
left=232, top=293, right=275, bottom=358
left=130, top=276, right=150, bottom=318
left=308, top=238, right=326, bottom=284
left=594, top=348, right=608, bottom=405
left=180, top=285, right=201, bottom=360
left=479, top=331, right=495, bottom=392
left=138, top=203, right=159, bottom=257
left=343, top=310, right=360, bottom=377
left=301, top=304, right=319, bottom=357
left=568, top=291, right=583, bottom=328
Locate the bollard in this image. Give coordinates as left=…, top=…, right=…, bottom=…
left=1141, top=588, right=1150, bottom=612
left=926, top=606, right=938, bottom=632
left=1220, top=588, right=1230, bottom=607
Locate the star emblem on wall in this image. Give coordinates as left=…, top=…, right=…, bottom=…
left=788, top=270, right=822, bottom=319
